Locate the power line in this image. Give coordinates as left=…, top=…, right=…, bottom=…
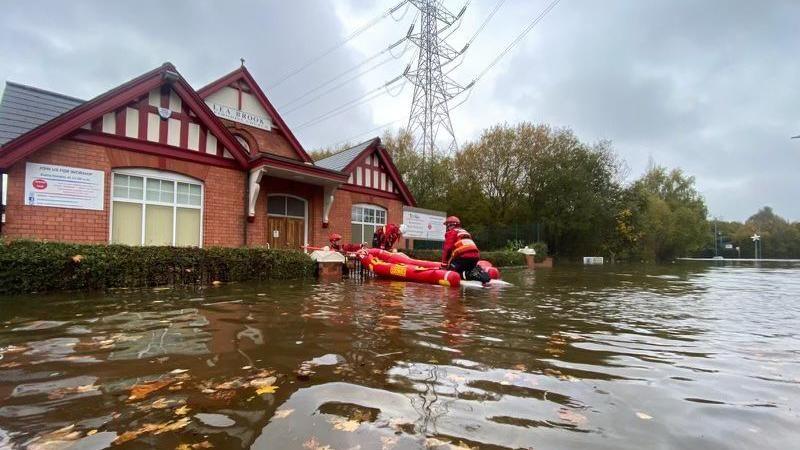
left=464, top=0, right=507, bottom=49
left=281, top=51, right=405, bottom=115
left=325, top=119, right=404, bottom=149
left=472, top=0, right=561, bottom=84
left=294, top=74, right=408, bottom=130
left=278, top=23, right=415, bottom=111
left=269, top=0, right=409, bottom=89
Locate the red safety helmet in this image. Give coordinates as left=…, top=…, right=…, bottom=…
left=329, top=233, right=342, bottom=241
left=443, top=216, right=461, bottom=227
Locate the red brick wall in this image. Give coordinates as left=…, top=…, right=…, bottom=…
left=244, top=181, right=405, bottom=248
left=245, top=176, right=323, bottom=247
left=3, top=140, right=110, bottom=243
left=2, top=139, right=246, bottom=247
left=2, top=139, right=406, bottom=249
left=324, top=189, right=404, bottom=246
left=221, top=120, right=302, bottom=160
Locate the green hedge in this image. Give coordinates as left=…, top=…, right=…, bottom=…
left=401, top=248, right=525, bottom=267
left=0, top=240, right=315, bottom=294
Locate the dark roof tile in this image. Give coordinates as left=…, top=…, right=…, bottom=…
left=0, top=82, right=84, bottom=146
left=315, top=138, right=378, bottom=172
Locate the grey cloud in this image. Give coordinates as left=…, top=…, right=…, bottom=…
left=1, top=0, right=798, bottom=221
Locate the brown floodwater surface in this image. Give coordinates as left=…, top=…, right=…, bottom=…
left=1, top=262, right=799, bottom=449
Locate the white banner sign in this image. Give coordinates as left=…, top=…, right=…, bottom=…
left=403, top=209, right=447, bottom=241
left=209, top=102, right=272, bottom=131
left=24, top=163, right=104, bottom=210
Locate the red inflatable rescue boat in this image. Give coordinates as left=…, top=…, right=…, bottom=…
left=359, top=248, right=501, bottom=287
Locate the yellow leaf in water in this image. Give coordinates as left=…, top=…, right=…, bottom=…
left=273, top=409, right=294, bottom=419
left=329, top=417, right=360, bottom=432
left=256, top=385, right=278, bottom=395
left=636, top=412, right=653, bottom=420
left=175, top=405, right=191, bottom=415
left=128, top=379, right=173, bottom=401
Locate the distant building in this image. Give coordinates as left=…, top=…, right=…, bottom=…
left=0, top=63, right=415, bottom=248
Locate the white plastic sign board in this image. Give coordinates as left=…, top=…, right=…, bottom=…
left=403, top=209, right=446, bottom=241
left=24, top=162, right=104, bottom=211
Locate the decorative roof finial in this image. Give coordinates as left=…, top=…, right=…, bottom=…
left=240, top=58, right=245, bottom=68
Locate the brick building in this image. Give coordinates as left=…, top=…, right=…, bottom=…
left=0, top=63, right=415, bottom=249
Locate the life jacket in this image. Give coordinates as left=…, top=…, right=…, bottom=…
left=373, top=224, right=400, bottom=249
left=450, top=228, right=479, bottom=261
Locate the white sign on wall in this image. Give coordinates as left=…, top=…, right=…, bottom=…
left=209, top=102, right=272, bottom=131
left=403, top=207, right=447, bottom=241
left=24, top=163, right=104, bottom=211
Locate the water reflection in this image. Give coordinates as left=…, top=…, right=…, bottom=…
left=0, top=262, right=799, bottom=449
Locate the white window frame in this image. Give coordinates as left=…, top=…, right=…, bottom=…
left=266, top=194, right=308, bottom=248
left=351, top=203, right=387, bottom=244
left=110, top=168, right=204, bottom=247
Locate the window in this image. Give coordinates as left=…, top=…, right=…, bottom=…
left=268, top=195, right=305, bottom=218
left=111, top=170, right=203, bottom=247
left=351, top=204, right=386, bottom=244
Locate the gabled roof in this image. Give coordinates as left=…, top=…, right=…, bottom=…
left=0, top=82, right=84, bottom=146
left=316, top=137, right=416, bottom=206
left=0, top=63, right=251, bottom=169
left=197, top=66, right=313, bottom=163
left=315, top=138, right=377, bottom=171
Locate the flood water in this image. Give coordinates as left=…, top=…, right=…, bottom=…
left=1, top=263, right=799, bottom=449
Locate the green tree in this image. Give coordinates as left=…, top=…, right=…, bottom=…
left=522, top=125, right=623, bottom=256
left=628, top=166, right=708, bottom=261
left=382, top=129, right=454, bottom=212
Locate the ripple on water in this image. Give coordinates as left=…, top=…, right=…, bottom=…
left=0, top=263, right=798, bottom=449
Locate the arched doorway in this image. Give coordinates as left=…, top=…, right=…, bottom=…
left=267, top=194, right=307, bottom=250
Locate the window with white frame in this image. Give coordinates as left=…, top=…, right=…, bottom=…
left=351, top=204, right=386, bottom=244
left=111, top=170, right=203, bottom=247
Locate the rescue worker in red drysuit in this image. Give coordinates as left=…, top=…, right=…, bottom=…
left=372, top=223, right=405, bottom=251
left=328, top=233, right=364, bottom=253
left=442, top=216, right=491, bottom=284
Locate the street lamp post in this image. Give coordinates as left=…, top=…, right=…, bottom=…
left=750, top=233, right=761, bottom=260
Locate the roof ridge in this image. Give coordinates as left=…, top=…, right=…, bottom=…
left=316, top=137, right=379, bottom=162
left=4, top=81, right=85, bottom=103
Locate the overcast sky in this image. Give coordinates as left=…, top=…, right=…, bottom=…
left=1, top=0, right=798, bottom=221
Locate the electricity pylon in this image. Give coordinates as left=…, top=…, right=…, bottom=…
left=406, top=0, right=470, bottom=157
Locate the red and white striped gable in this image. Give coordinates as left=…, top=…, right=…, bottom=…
left=82, top=86, right=236, bottom=160
left=347, top=151, right=399, bottom=195
left=0, top=63, right=250, bottom=170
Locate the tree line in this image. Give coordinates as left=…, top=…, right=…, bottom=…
left=313, top=122, right=799, bottom=261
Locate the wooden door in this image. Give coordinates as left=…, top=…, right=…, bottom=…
left=286, top=218, right=304, bottom=250
left=268, top=216, right=287, bottom=249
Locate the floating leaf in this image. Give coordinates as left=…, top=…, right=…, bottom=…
left=256, top=385, right=278, bottom=395
left=128, top=379, right=173, bottom=401
left=28, top=425, right=82, bottom=450
left=113, top=417, right=191, bottom=445
left=329, top=417, right=360, bottom=432
left=303, top=437, right=332, bottom=450
left=273, top=409, right=294, bottom=419
left=381, top=436, right=399, bottom=450
left=250, top=377, right=277, bottom=388
left=150, top=397, right=178, bottom=409
left=636, top=412, right=653, bottom=420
